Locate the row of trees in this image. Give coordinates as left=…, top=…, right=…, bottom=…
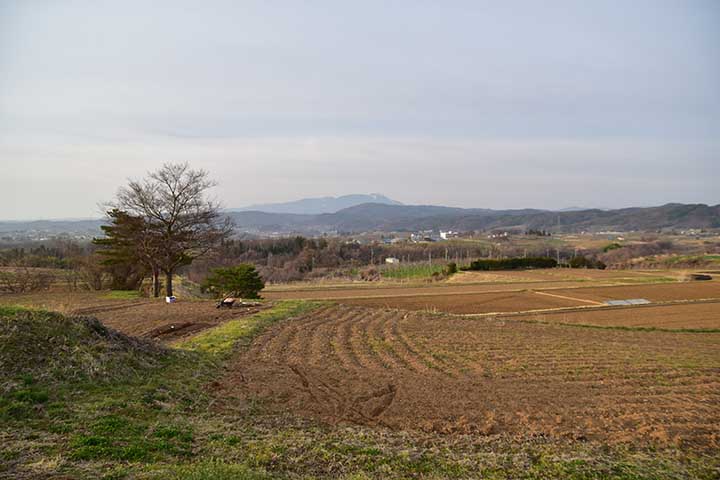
left=94, top=163, right=231, bottom=297
left=465, top=257, right=558, bottom=271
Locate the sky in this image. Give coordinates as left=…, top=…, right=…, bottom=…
left=0, top=0, right=718, bottom=220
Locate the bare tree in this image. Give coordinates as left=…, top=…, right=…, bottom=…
left=114, top=162, right=232, bottom=297
left=0, top=266, right=53, bottom=293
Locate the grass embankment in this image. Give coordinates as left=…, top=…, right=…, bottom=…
left=0, top=301, right=316, bottom=479
left=1, top=302, right=718, bottom=479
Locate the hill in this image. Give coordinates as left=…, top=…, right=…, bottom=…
left=0, top=306, right=167, bottom=391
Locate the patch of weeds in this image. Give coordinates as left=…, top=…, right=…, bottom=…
left=0, top=382, right=50, bottom=421
left=11, top=388, right=50, bottom=404
left=103, top=290, right=142, bottom=299
left=178, top=300, right=323, bottom=356
left=69, top=417, right=194, bottom=462
left=150, top=459, right=272, bottom=480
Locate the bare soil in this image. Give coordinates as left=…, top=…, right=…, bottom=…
left=446, top=268, right=672, bottom=283
left=264, top=280, right=604, bottom=300
left=335, top=290, right=586, bottom=314
left=88, top=302, right=269, bottom=341
left=515, top=301, right=720, bottom=330
left=0, top=292, right=269, bottom=341
left=221, top=304, right=720, bottom=449
left=549, top=281, right=720, bottom=303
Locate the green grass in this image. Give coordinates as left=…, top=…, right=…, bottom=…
left=177, top=300, right=320, bottom=355
left=381, top=263, right=446, bottom=280
left=103, top=290, right=143, bottom=299
left=662, top=254, right=720, bottom=266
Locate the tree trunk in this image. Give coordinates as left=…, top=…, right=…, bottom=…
left=152, top=269, right=160, bottom=298
left=165, top=271, right=173, bottom=298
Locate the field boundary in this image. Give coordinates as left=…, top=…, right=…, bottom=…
left=265, top=275, right=677, bottom=293
left=461, top=297, right=720, bottom=320
left=533, top=290, right=604, bottom=305
left=269, top=283, right=631, bottom=300
left=266, top=279, right=709, bottom=300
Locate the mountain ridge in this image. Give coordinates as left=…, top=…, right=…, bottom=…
left=1, top=203, right=718, bottom=237
left=228, top=193, right=402, bottom=215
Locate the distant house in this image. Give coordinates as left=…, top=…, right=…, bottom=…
left=385, top=257, right=400, bottom=264
left=411, top=231, right=441, bottom=242
left=440, top=230, right=459, bottom=240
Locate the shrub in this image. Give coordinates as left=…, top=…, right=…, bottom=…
left=464, top=257, right=557, bottom=271
left=603, top=242, right=623, bottom=252
left=0, top=267, right=53, bottom=293
left=202, top=265, right=265, bottom=299
left=568, top=255, right=606, bottom=269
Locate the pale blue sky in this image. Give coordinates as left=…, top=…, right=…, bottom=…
left=0, top=0, right=718, bottom=219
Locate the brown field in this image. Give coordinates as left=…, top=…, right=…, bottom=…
left=221, top=304, right=720, bottom=449
left=266, top=274, right=718, bottom=316
left=447, top=268, right=674, bottom=284
left=264, top=280, right=604, bottom=300
left=549, top=281, right=720, bottom=303
left=517, top=301, right=720, bottom=330
left=0, top=292, right=268, bottom=341
left=335, top=290, right=589, bottom=314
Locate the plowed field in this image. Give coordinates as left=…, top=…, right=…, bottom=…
left=549, top=281, right=720, bottom=303
left=336, top=290, right=588, bottom=314
left=515, top=301, right=720, bottom=329
left=222, top=305, right=720, bottom=449
left=264, top=281, right=596, bottom=300
left=447, top=268, right=673, bottom=283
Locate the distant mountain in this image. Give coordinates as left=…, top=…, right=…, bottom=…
left=2, top=203, right=718, bottom=240
left=229, top=194, right=402, bottom=215
left=226, top=203, right=720, bottom=234
left=557, top=206, right=608, bottom=212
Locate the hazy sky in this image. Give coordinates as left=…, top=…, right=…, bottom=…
left=1, top=0, right=718, bottom=220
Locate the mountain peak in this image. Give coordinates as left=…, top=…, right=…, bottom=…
left=230, top=194, right=403, bottom=215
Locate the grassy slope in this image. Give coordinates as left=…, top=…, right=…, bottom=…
left=1, top=303, right=718, bottom=479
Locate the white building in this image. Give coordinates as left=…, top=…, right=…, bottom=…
left=440, top=230, right=459, bottom=240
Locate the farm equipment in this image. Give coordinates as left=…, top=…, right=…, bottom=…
left=216, top=297, right=236, bottom=308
